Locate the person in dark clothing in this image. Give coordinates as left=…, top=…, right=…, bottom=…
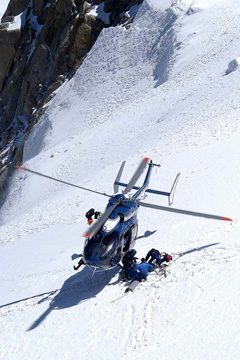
left=121, top=249, right=138, bottom=280
left=85, top=208, right=101, bottom=225
left=146, top=248, right=172, bottom=267
left=146, top=248, right=162, bottom=266
left=161, top=253, right=173, bottom=263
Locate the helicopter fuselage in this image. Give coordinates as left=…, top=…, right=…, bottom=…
left=83, top=198, right=139, bottom=269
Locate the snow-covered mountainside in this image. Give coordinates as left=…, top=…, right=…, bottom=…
left=0, top=0, right=143, bottom=189
left=0, top=0, right=240, bottom=359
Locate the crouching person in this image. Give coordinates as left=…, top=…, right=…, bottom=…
left=121, top=249, right=138, bottom=281
left=146, top=248, right=172, bottom=267
left=125, top=258, right=153, bottom=293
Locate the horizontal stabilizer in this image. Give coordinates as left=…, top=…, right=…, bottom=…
left=114, top=181, right=170, bottom=197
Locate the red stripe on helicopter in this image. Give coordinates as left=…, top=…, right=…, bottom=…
left=221, top=217, right=233, bottom=222
left=16, top=165, right=26, bottom=170
left=84, top=232, right=93, bottom=238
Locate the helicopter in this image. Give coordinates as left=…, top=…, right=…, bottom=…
left=16, top=158, right=232, bottom=271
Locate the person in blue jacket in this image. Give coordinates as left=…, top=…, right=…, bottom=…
left=131, top=258, right=154, bottom=282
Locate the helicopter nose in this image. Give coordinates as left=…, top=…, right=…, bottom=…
left=83, top=248, right=99, bottom=262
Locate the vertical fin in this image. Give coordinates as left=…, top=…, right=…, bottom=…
left=169, top=173, right=180, bottom=206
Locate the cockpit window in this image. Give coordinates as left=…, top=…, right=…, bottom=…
left=84, top=233, right=101, bottom=259
left=100, top=231, right=121, bottom=262
left=102, top=231, right=120, bottom=245
left=84, top=231, right=123, bottom=266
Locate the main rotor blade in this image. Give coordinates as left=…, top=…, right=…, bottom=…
left=83, top=201, right=119, bottom=238
left=16, top=165, right=111, bottom=198
left=114, top=161, right=125, bottom=194
left=138, top=201, right=232, bottom=221
left=123, top=157, right=150, bottom=194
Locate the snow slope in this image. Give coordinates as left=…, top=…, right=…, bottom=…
left=1, top=1, right=240, bottom=359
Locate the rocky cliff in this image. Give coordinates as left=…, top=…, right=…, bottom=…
left=0, top=0, right=143, bottom=205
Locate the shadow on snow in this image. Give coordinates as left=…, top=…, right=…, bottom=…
left=137, top=230, right=157, bottom=240
left=27, top=266, right=120, bottom=331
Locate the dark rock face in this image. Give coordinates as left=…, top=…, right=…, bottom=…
left=2, top=0, right=30, bottom=18
left=0, top=0, right=143, bottom=206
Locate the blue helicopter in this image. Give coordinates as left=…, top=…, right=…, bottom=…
left=16, top=158, right=232, bottom=271
left=82, top=158, right=178, bottom=270
left=80, top=157, right=232, bottom=270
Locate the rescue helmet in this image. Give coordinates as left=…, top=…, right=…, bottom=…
left=87, top=219, right=93, bottom=225
left=141, top=258, right=146, bottom=262
left=130, top=249, right=137, bottom=256
left=166, top=254, right=172, bottom=262
left=150, top=248, right=155, bottom=255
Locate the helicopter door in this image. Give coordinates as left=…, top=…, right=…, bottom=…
left=123, top=224, right=138, bottom=251
left=131, top=224, right=138, bottom=242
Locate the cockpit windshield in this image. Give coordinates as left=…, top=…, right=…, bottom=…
left=84, top=233, right=101, bottom=259
left=100, top=231, right=121, bottom=263
left=84, top=231, right=122, bottom=263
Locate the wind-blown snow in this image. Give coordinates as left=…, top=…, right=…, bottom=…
left=7, top=12, right=22, bottom=30
left=0, top=1, right=240, bottom=359
left=88, top=3, right=111, bottom=24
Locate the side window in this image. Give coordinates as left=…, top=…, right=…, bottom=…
left=123, top=224, right=138, bottom=251
left=131, top=224, right=138, bottom=241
